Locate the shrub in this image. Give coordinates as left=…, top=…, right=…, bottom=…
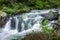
left=40, top=19, right=54, bottom=34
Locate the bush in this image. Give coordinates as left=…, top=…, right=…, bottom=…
left=40, top=19, right=54, bottom=34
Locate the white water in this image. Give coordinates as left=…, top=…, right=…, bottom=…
left=0, top=9, right=57, bottom=40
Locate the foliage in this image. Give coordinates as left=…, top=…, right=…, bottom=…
left=40, top=19, right=54, bottom=34
left=0, top=3, right=30, bottom=16
left=0, top=0, right=60, bottom=15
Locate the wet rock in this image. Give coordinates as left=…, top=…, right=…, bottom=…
left=58, top=15, right=60, bottom=21
left=0, top=11, right=9, bottom=27
left=41, top=11, right=59, bottom=20
left=11, top=17, right=16, bottom=29
left=47, top=13, right=60, bottom=32
left=52, top=20, right=60, bottom=32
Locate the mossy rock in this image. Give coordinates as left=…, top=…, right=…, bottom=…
left=0, top=11, right=7, bottom=17
left=41, top=11, right=59, bottom=20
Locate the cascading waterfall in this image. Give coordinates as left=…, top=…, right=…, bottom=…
left=0, top=9, right=57, bottom=40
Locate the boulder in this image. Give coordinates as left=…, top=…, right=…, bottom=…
left=0, top=11, right=8, bottom=27
left=41, top=11, right=59, bottom=20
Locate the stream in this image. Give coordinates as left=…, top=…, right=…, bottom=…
left=0, top=9, right=59, bottom=40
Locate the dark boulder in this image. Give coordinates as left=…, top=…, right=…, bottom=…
left=0, top=11, right=9, bottom=27
left=41, top=11, right=59, bottom=21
